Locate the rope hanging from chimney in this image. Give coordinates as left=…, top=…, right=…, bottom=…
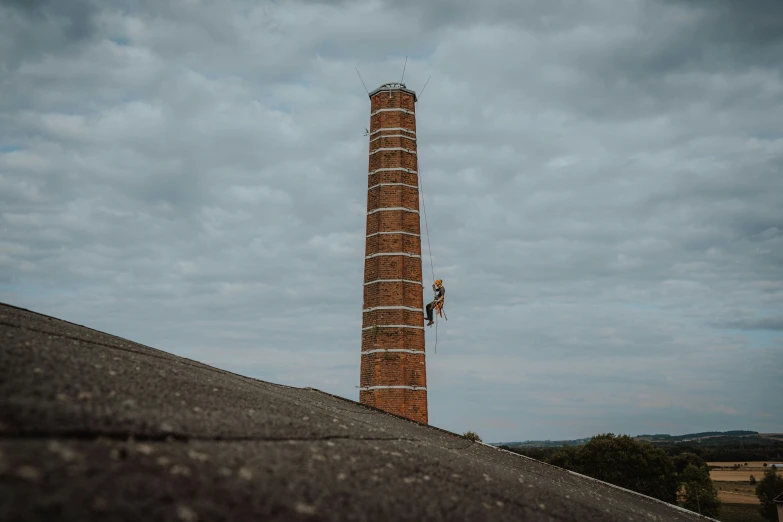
left=419, top=170, right=435, bottom=287
left=411, top=88, right=445, bottom=355
left=418, top=166, right=441, bottom=354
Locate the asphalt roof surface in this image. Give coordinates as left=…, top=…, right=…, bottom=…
left=0, top=302, right=716, bottom=521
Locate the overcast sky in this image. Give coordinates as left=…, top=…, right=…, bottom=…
left=2, top=0, right=781, bottom=442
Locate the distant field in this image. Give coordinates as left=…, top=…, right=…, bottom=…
left=708, top=461, right=781, bottom=489
left=710, top=469, right=781, bottom=481
left=714, top=482, right=758, bottom=504
left=716, top=503, right=765, bottom=522
left=689, top=450, right=783, bottom=519
left=708, top=461, right=783, bottom=468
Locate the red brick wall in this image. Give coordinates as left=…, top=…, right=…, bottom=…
left=360, top=86, right=427, bottom=424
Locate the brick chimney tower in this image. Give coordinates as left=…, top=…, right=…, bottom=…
left=360, top=82, right=427, bottom=424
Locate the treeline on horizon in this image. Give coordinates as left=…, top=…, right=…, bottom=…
left=502, top=436, right=783, bottom=463
left=498, top=433, right=783, bottom=519
left=499, top=429, right=761, bottom=447
left=635, top=430, right=758, bottom=440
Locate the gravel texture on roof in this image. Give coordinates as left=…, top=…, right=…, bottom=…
left=0, top=302, right=716, bottom=521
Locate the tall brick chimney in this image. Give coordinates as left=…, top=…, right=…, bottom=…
left=360, top=82, right=427, bottom=424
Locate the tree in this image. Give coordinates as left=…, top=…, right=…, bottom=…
left=673, top=452, right=707, bottom=474
left=548, top=446, right=579, bottom=470
left=755, top=467, right=783, bottom=521
left=547, top=434, right=680, bottom=503
left=680, top=464, right=721, bottom=518
left=463, top=431, right=482, bottom=442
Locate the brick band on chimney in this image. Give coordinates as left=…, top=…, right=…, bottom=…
left=360, top=83, right=428, bottom=424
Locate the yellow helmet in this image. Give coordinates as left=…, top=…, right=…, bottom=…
left=435, top=279, right=443, bottom=286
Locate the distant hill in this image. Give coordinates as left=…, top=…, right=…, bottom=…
left=494, top=430, right=760, bottom=448
left=634, top=430, right=758, bottom=442
left=496, top=431, right=783, bottom=464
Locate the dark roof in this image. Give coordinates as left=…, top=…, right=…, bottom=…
left=0, top=302, right=716, bottom=521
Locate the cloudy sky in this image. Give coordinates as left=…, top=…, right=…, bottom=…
left=2, top=0, right=782, bottom=442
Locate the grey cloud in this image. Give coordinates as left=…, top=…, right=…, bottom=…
left=723, top=316, right=783, bottom=331
left=660, top=0, right=783, bottom=48
left=1, top=0, right=781, bottom=442
left=0, top=0, right=99, bottom=72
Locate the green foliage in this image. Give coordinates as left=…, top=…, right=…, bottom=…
left=547, top=445, right=580, bottom=469
left=673, top=452, right=707, bottom=474
left=499, top=446, right=559, bottom=462
left=501, top=433, right=783, bottom=462
left=546, top=434, right=680, bottom=504
left=510, top=439, right=782, bottom=465
left=755, top=468, right=783, bottom=522
left=545, top=434, right=728, bottom=517
left=666, top=441, right=783, bottom=463
left=463, top=431, right=482, bottom=442
left=679, top=464, right=721, bottom=518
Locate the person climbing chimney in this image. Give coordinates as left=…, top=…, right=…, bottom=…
left=424, top=279, right=445, bottom=326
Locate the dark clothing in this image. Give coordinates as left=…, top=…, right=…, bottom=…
left=425, top=302, right=437, bottom=322
left=425, top=285, right=445, bottom=322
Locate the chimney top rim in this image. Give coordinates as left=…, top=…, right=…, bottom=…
left=369, top=83, right=417, bottom=101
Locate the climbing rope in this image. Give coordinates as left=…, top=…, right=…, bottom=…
left=417, top=162, right=440, bottom=354
left=418, top=166, right=436, bottom=285
left=410, top=94, right=439, bottom=354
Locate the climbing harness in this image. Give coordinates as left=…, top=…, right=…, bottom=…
left=434, top=299, right=447, bottom=321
